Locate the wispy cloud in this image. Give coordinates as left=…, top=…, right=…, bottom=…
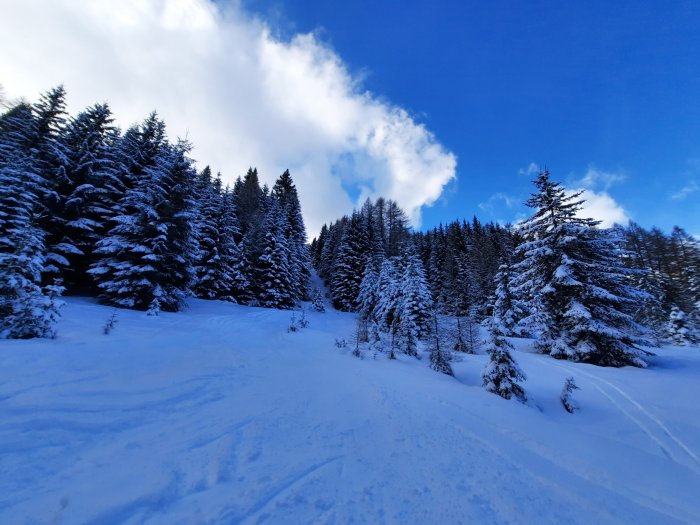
left=518, top=162, right=539, bottom=177
left=577, top=166, right=626, bottom=191
left=478, top=192, right=521, bottom=226
left=671, top=181, right=699, bottom=200
left=478, top=192, right=517, bottom=213
left=0, top=0, right=456, bottom=234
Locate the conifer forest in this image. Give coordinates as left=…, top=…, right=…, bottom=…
left=2, top=86, right=699, bottom=368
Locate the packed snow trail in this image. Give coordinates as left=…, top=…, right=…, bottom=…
left=1, top=299, right=699, bottom=524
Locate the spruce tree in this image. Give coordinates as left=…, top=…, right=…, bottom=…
left=482, top=317, right=526, bottom=401
left=492, top=260, right=527, bottom=336
left=667, top=305, right=699, bottom=345
left=311, top=287, right=326, bottom=312
left=272, top=170, right=311, bottom=302
left=0, top=103, right=63, bottom=338
left=57, top=103, right=119, bottom=290
left=513, top=170, right=650, bottom=367
left=430, top=312, right=454, bottom=375
left=357, top=261, right=380, bottom=320
left=331, top=211, right=369, bottom=311
left=255, top=202, right=295, bottom=309
left=90, top=121, right=196, bottom=312
left=217, top=188, right=251, bottom=303
left=192, top=167, right=223, bottom=299
left=398, top=248, right=433, bottom=338
left=373, top=258, right=401, bottom=330
left=31, top=86, right=71, bottom=280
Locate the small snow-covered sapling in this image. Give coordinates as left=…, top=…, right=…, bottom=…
left=298, top=308, right=309, bottom=328
left=288, top=312, right=299, bottom=333
left=561, top=376, right=580, bottom=413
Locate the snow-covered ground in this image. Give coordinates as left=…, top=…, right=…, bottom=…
left=1, top=297, right=699, bottom=525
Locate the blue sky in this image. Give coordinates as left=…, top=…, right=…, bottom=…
left=245, top=0, right=700, bottom=233
left=1, top=1, right=698, bottom=235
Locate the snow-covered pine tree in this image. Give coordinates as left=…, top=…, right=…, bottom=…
left=273, top=170, right=311, bottom=302
left=192, top=167, right=224, bottom=299
left=357, top=261, right=380, bottom=320
left=311, top=287, right=326, bottom=312
left=235, top=167, right=264, bottom=238
left=217, top=187, right=251, bottom=303
left=255, top=201, right=295, bottom=309
left=373, top=257, right=402, bottom=330
left=429, top=311, right=454, bottom=375
left=369, top=320, right=384, bottom=357
left=453, top=317, right=468, bottom=353
left=482, top=316, right=526, bottom=401
left=318, top=218, right=344, bottom=281
left=492, top=259, right=528, bottom=336
left=0, top=103, right=63, bottom=338
left=462, top=307, right=482, bottom=354
left=427, top=226, right=450, bottom=309
left=30, top=86, right=71, bottom=281
left=398, top=247, right=433, bottom=338
left=396, top=315, right=419, bottom=357
left=90, top=120, right=196, bottom=312
left=513, top=169, right=650, bottom=367
left=148, top=139, right=198, bottom=311
left=331, top=211, right=370, bottom=311
left=57, top=103, right=120, bottom=290
left=451, top=249, right=481, bottom=317
left=667, top=305, right=699, bottom=345
left=690, top=302, right=700, bottom=343
left=89, top=114, right=167, bottom=309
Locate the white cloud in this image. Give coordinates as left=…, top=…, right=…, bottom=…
left=567, top=188, right=630, bottom=228
left=0, top=0, right=456, bottom=235
left=564, top=166, right=629, bottom=227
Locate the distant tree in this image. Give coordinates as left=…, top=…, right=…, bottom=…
left=429, top=312, right=454, bottom=376
left=255, top=202, right=295, bottom=309
left=311, top=287, right=326, bottom=312
left=331, top=211, right=369, bottom=311
left=492, top=259, right=528, bottom=336
left=667, top=305, right=700, bottom=345
left=398, top=248, right=433, bottom=338
left=374, top=258, right=401, bottom=330
left=273, top=169, right=311, bottom=302
left=357, top=261, right=380, bottom=320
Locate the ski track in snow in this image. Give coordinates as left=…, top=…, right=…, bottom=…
left=545, top=358, right=700, bottom=475
left=1, top=296, right=699, bottom=524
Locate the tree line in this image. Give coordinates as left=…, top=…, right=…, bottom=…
left=0, top=86, right=311, bottom=338
left=312, top=170, right=700, bottom=380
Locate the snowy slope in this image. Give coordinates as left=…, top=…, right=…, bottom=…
left=1, top=298, right=699, bottom=525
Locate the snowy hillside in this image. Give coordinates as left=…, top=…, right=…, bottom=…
left=1, top=298, right=700, bottom=525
